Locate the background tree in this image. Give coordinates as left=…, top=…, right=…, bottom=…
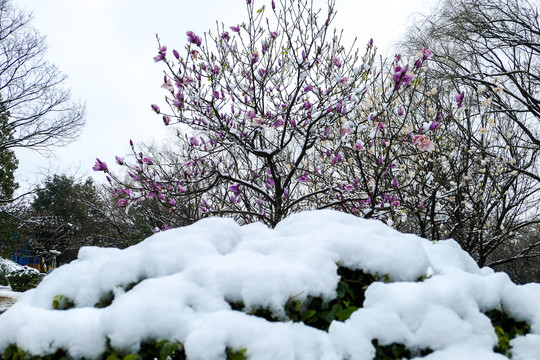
left=24, top=175, right=120, bottom=264
left=0, top=100, right=20, bottom=257
left=0, top=0, right=85, bottom=203
left=0, top=100, right=17, bottom=202
left=398, top=0, right=540, bottom=280
left=402, top=0, right=540, bottom=180
left=98, top=0, right=446, bottom=229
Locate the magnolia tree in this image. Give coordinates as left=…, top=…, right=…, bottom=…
left=96, top=0, right=447, bottom=229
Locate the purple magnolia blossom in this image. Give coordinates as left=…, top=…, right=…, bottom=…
left=115, top=156, right=124, bottom=165
left=251, top=52, right=259, bottom=63
left=429, top=121, right=440, bottom=131
left=456, top=91, right=465, bottom=108
left=230, top=25, right=240, bottom=33
left=229, top=183, right=241, bottom=195
left=169, top=198, right=177, bottom=207
left=304, top=84, right=313, bottom=92
left=153, top=46, right=167, bottom=62
left=422, top=48, right=433, bottom=60
left=298, top=173, right=308, bottom=183
left=189, top=137, right=199, bottom=146
left=118, top=198, right=128, bottom=208
left=143, top=157, right=153, bottom=165
left=353, top=141, right=364, bottom=151
left=151, top=104, right=160, bottom=114
left=163, top=115, right=171, bottom=126
left=173, top=49, right=180, bottom=59
left=128, top=172, right=139, bottom=181
left=332, top=57, right=341, bottom=67
left=269, top=31, right=279, bottom=39
left=393, top=64, right=415, bottom=89
left=271, top=0, right=275, bottom=10
left=221, top=32, right=230, bottom=41
left=187, top=31, right=202, bottom=46
left=397, top=106, right=404, bottom=116
left=92, top=158, right=108, bottom=172
left=331, top=153, right=342, bottom=165
left=392, top=178, right=399, bottom=188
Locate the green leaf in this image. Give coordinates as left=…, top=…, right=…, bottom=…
left=301, top=309, right=317, bottom=321
left=123, top=355, right=139, bottom=360
left=318, top=310, right=335, bottom=324
left=160, top=342, right=180, bottom=360
left=336, top=306, right=358, bottom=322
left=226, top=348, right=247, bottom=360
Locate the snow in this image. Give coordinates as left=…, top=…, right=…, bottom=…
left=0, top=210, right=539, bottom=359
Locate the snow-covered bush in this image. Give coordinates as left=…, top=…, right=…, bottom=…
left=0, top=258, right=40, bottom=292
left=0, top=210, right=539, bottom=359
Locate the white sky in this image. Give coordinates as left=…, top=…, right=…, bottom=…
left=11, top=0, right=434, bottom=190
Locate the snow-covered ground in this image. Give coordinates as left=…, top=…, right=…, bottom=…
left=0, top=210, right=539, bottom=359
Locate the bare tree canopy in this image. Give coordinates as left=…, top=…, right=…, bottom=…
left=0, top=0, right=85, bottom=153
left=403, top=0, right=540, bottom=159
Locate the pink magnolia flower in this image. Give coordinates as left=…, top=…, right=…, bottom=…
left=153, top=46, right=167, bottom=62
left=229, top=183, right=241, bottom=195
left=353, top=141, right=364, bottom=151
left=252, top=117, right=265, bottom=126
left=422, top=47, right=433, bottom=60
left=298, top=173, right=308, bottom=183
left=143, top=157, right=153, bottom=165
left=163, top=115, right=171, bottom=126
left=413, top=135, right=435, bottom=152
left=456, top=91, right=465, bottom=108
left=92, top=158, right=108, bottom=172
left=186, top=31, right=202, bottom=46
left=118, top=198, right=128, bottom=208
left=340, top=125, right=352, bottom=137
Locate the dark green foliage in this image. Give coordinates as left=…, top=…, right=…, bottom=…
left=94, top=291, right=115, bottom=309
left=485, top=308, right=530, bottom=358
left=372, top=340, right=432, bottom=359
left=26, top=175, right=120, bottom=264
left=228, top=267, right=382, bottom=332
left=226, top=348, right=247, bottom=360
left=0, top=101, right=18, bottom=202
left=284, top=267, right=381, bottom=331
left=2, top=344, right=69, bottom=360
left=1, top=339, right=185, bottom=360
left=52, top=295, right=75, bottom=310
left=3, top=267, right=39, bottom=292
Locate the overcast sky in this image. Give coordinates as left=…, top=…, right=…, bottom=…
left=11, top=0, right=434, bottom=190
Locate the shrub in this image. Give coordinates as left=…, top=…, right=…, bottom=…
left=5, top=267, right=40, bottom=292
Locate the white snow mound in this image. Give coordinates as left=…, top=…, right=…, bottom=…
left=0, top=210, right=538, bottom=359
